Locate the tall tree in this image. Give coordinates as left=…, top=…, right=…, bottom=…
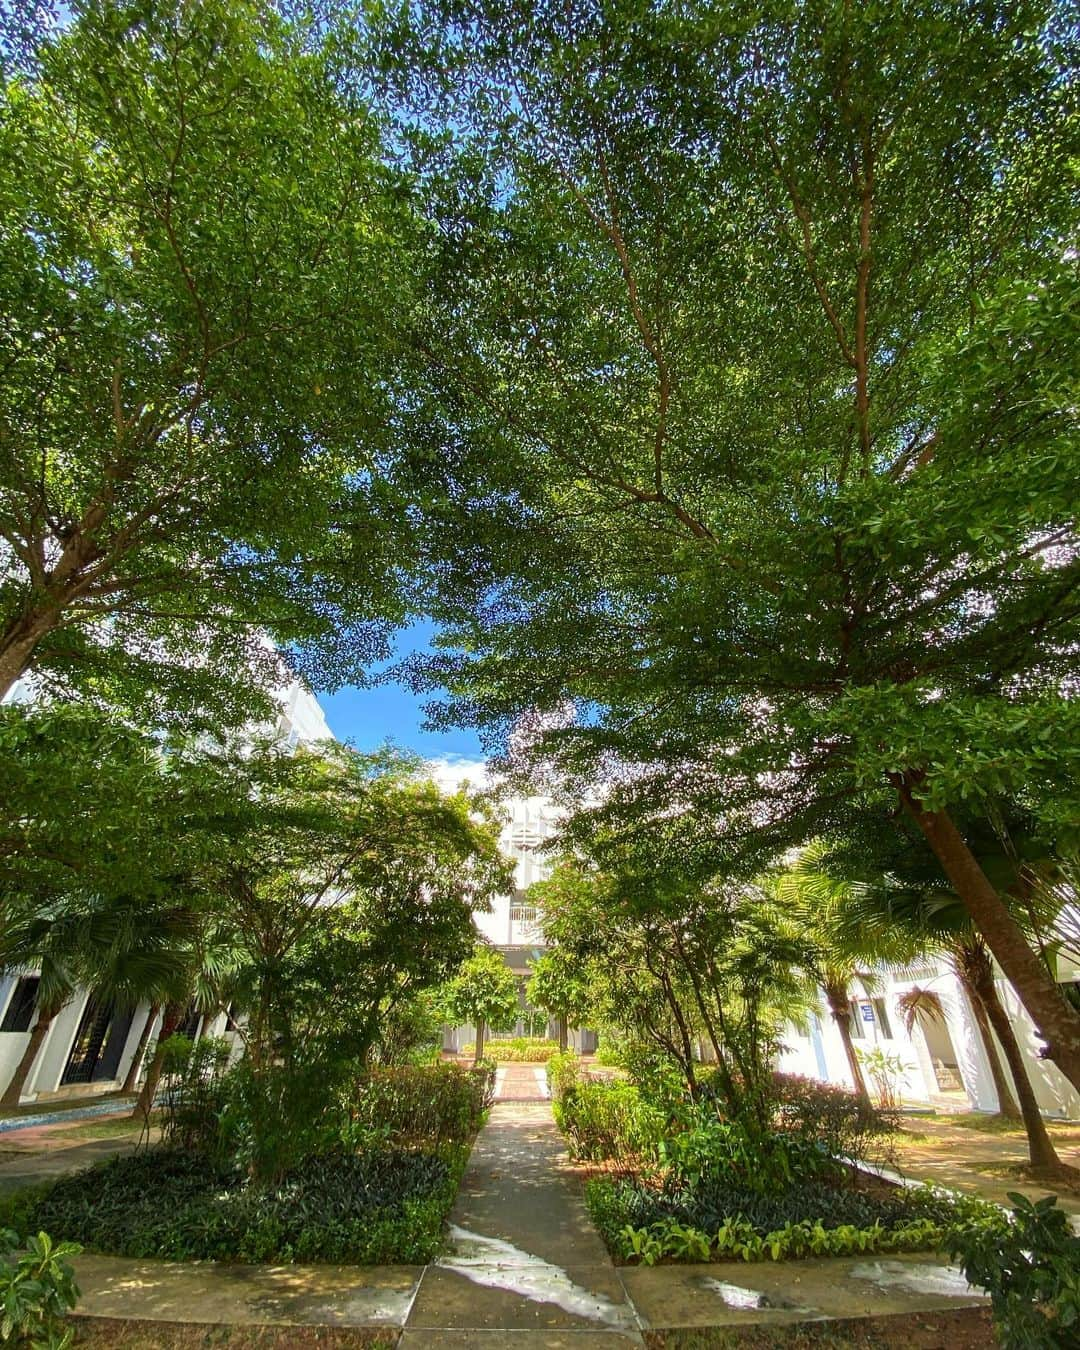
left=0, top=0, right=425, bottom=727
left=383, top=1, right=1080, bottom=1088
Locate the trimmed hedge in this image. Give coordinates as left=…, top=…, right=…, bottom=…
left=348, top=1061, right=495, bottom=1146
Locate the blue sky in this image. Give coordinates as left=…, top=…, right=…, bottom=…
left=318, top=621, right=485, bottom=760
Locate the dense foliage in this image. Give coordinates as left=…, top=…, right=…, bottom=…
left=347, top=1062, right=495, bottom=1148
left=0, top=0, right=448, bottom=726
left=385, top=0, right=1080, bottom=1090
left=950, top=1192, right=1080, bottom=1349
left=22, top=1147, right=464, bottom=1265
left=0, top=1227, right=80, bottom=1349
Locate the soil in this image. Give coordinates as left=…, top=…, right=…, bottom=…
left=644, top=1306, right=997, bottom=1348
left=71, top=1320, right=398, bottom=1348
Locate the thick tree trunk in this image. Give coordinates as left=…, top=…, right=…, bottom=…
left=132, top=1001, right=182, bottom=1119
left=953, top=961, right=1020, bottom=1119
left=967, top=951, right=1066, bottom=1172
left=0, top=609, right=59, bottom=701
left=899, top=779, right=1080, bottom=1094
left=121, top=1002, right=160, bottom=1095
left=0, top=1005, right=59, bottom=1108
left=474, top=1017, right=486, bottom=1065
left=559, top=1017, right=568, bottom=1053
left=826, top=983, right=872, bottom=1108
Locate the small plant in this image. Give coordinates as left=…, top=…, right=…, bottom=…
left=949, top=1192, right=1079, bottom=1348
left=0, top=1228, right=80, bottom=1348
left=855, top=1045, right=911, bottom=1110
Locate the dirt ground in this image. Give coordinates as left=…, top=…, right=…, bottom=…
left=645, top=1306, right=997, bottom=1349
left=893, top=1113, right=1080, bottom=1208
left=71, top=1320, right=398, bottom=1349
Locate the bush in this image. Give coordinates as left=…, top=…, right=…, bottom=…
left=767, top=1072, right=897, bottom=1167
left=348, top=1062, right=494, bottom=1147
left=950, top=1192, right=1079, bottom=1348
left=22, top=1145, right=468, bottom=1265
left=0, top=1228, right=80, bottom=1348
left=462, top=1036, right=559, bottom=1062
left=546, top=1048, right=580, bottom=1101
left=555, top=1078, right=666, bottom=1166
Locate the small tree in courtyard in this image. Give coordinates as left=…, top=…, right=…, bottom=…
left=443, top=946, right=520, bottom=1063
left=527, top=949, right=590, bottom=1052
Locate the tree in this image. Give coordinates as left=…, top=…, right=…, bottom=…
left=828, top=828, right=1076, bottom=1178
left=442, top=945, right=520, bottom=1063
left=0, top=888, right=199, bottom=1106
left=773, top=845, right=920, bottom=1111
left=526, top=949, right=589, bottom=1051
left=385, top=1, right=1080, bottom=1088
left=0, top=0, right=428, bottom=727
left=532, top=853, right=816, bottom=1115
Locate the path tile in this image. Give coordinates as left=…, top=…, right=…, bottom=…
left=73, top=1255, right=423, bottom=1326
left=620, top=1253, right=986, bottom=1329
left=400, top=1332, right=641, bottom=1347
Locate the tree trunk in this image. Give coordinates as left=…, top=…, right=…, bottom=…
left=966, top=949, right=1065, bottom=1173
left=825, top=983, right=872, bottom=1109
left=898, top=778, right=1080, bottom=1094
left=953, top=961, right=1020, bottom=1119
left=559, top=1017, right=568, bottom=1053
left=0, top=1004, right=59, bottom=1108
left=132, top=1001, right=182, bottom=1119
left=121, top=1002, right=160, bottom=1095
left=474, top=1017, right=486, bottom=1065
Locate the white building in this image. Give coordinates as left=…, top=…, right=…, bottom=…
left=777, top=955, right=1080, bottom=1120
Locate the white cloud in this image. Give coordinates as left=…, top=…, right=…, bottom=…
left=424, top=755, right=495, bottom=793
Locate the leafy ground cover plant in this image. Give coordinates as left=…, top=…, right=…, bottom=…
left=19, top=1147, right=469, bottom=1265
left=949, top=1192, right=1080, bottom=1348
left=587, top=1175, right=1000, bottom=1265
left=0, top=1227, right=80, bottom=1348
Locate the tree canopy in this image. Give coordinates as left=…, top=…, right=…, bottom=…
left=0, top=0, right=431, bottom=727
left=378, top=0, right=1080, bottom=1088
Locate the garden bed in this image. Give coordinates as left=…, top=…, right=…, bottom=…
left=7, top=1144, right=469, bottom=1264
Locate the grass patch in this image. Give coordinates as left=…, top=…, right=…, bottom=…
left=642, top=1307, right=996, bottom=1348
left=50, top=1114, right=155, bottom=1142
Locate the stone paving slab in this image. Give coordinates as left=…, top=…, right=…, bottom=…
left=619, top=1253, right=986, bottom=1330
left=410, top=1263, right=636, bottom=1332
left=73, top=1255, right=423, bottom=1326
left=0, top=1136, right=143, bottom=1193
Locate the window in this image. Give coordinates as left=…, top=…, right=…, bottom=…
left=1, top=977, right=40, bottom=1033
left=848, top=999, right=866, bottom=1038
left=872, top=998, right=894, bottom=1040
left=510, top=905, right=537, bottom=925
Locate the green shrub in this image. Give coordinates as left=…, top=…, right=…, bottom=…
left=21, top=1145, right=467, bottom=1265
left=557, top=1078, right=666, bottom=1165
left=950, top=1192, right=1079, bottom=1348
left=0, top=1228, right=80, bottom=1348
left=546, top=1048, right=580, bottom=1102
left=348, top=1061, right=494, bottom=1147
left=463, top=1036, right=559, bottom=1062
left=767, top=1072, right=897, bottom=1167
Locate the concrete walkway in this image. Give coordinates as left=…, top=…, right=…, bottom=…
left=58, top=1077, right=992, bottom=1344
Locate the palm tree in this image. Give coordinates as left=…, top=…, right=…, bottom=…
left=0, top=890, right=200, bottom=1107
left=774, top=845, right=918, bottom=1111
left=841, top=881, right=1073, bottom=1178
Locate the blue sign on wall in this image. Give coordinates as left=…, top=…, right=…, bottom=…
left=860, top=1002, right=875, bottom=1023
